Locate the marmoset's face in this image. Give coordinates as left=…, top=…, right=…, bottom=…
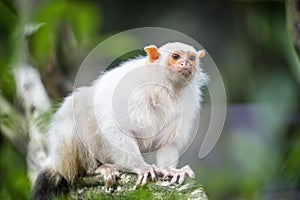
left=165, top=50, right=198, bottom=85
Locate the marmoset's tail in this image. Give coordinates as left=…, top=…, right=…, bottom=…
left=31, top=168, right=69, bottom=200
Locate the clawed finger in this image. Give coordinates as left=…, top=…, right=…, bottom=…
left=170, top=173, right=178, bottom=185
left=136, top=172, right=149, bottom=186
left=150, top=168, right=156, bottom=182
left=178, top=173, right=185, bottom=184
left=136, top=173, right=144, bottom=185
left=183, top=165, right=195, bottom=178
left=163, top=172, right=170, bottom=180
left=142, top=172, right=149, bottom=185
left=136, top=165, right=160, bottom=186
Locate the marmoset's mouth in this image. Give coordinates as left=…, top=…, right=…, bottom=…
left=178, top=68, right=193, bottom=78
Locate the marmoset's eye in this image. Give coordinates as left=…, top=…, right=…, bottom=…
left=189, top=55, right=195, bottom=61
left=172, top=54, right=180, bottom=60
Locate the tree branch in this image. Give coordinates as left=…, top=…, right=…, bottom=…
left=72, top=173, right=208, bottom=200
left=0, top=94, right=28, bottom=154
left=13, top=63, right=50, bottom=184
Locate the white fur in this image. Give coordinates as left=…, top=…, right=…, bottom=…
left=46, top=42, right=207, bottom=181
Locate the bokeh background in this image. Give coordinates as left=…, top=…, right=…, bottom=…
left=0, top=0, right=300, bottom=199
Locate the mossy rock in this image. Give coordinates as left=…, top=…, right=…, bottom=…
left=58, top=173, right=208, bottom=200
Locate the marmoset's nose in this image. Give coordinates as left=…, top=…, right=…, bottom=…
left=179, top=60, right=190, bottom=68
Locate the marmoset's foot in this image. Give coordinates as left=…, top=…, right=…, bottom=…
left=136, top=164, right=160, bottom=186
left=161, top=165, right=195, bottom=185
left=94, top=164, right=120, bottom=192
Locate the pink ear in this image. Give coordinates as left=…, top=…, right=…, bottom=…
left=144, top=45, right=159, bottom=63
left=198, top=50, right=206, bottom=58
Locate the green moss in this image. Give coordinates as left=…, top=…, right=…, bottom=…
left=65, top=177, right=207, bottom=200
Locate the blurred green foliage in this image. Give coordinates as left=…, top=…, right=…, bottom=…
left=0, top=1, right=17, bottom=102
left=0, top=139, right=30, bottom=200
left=29, top=0, right=101, bottom=68
left=281, top=130, right=300, bottom=187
